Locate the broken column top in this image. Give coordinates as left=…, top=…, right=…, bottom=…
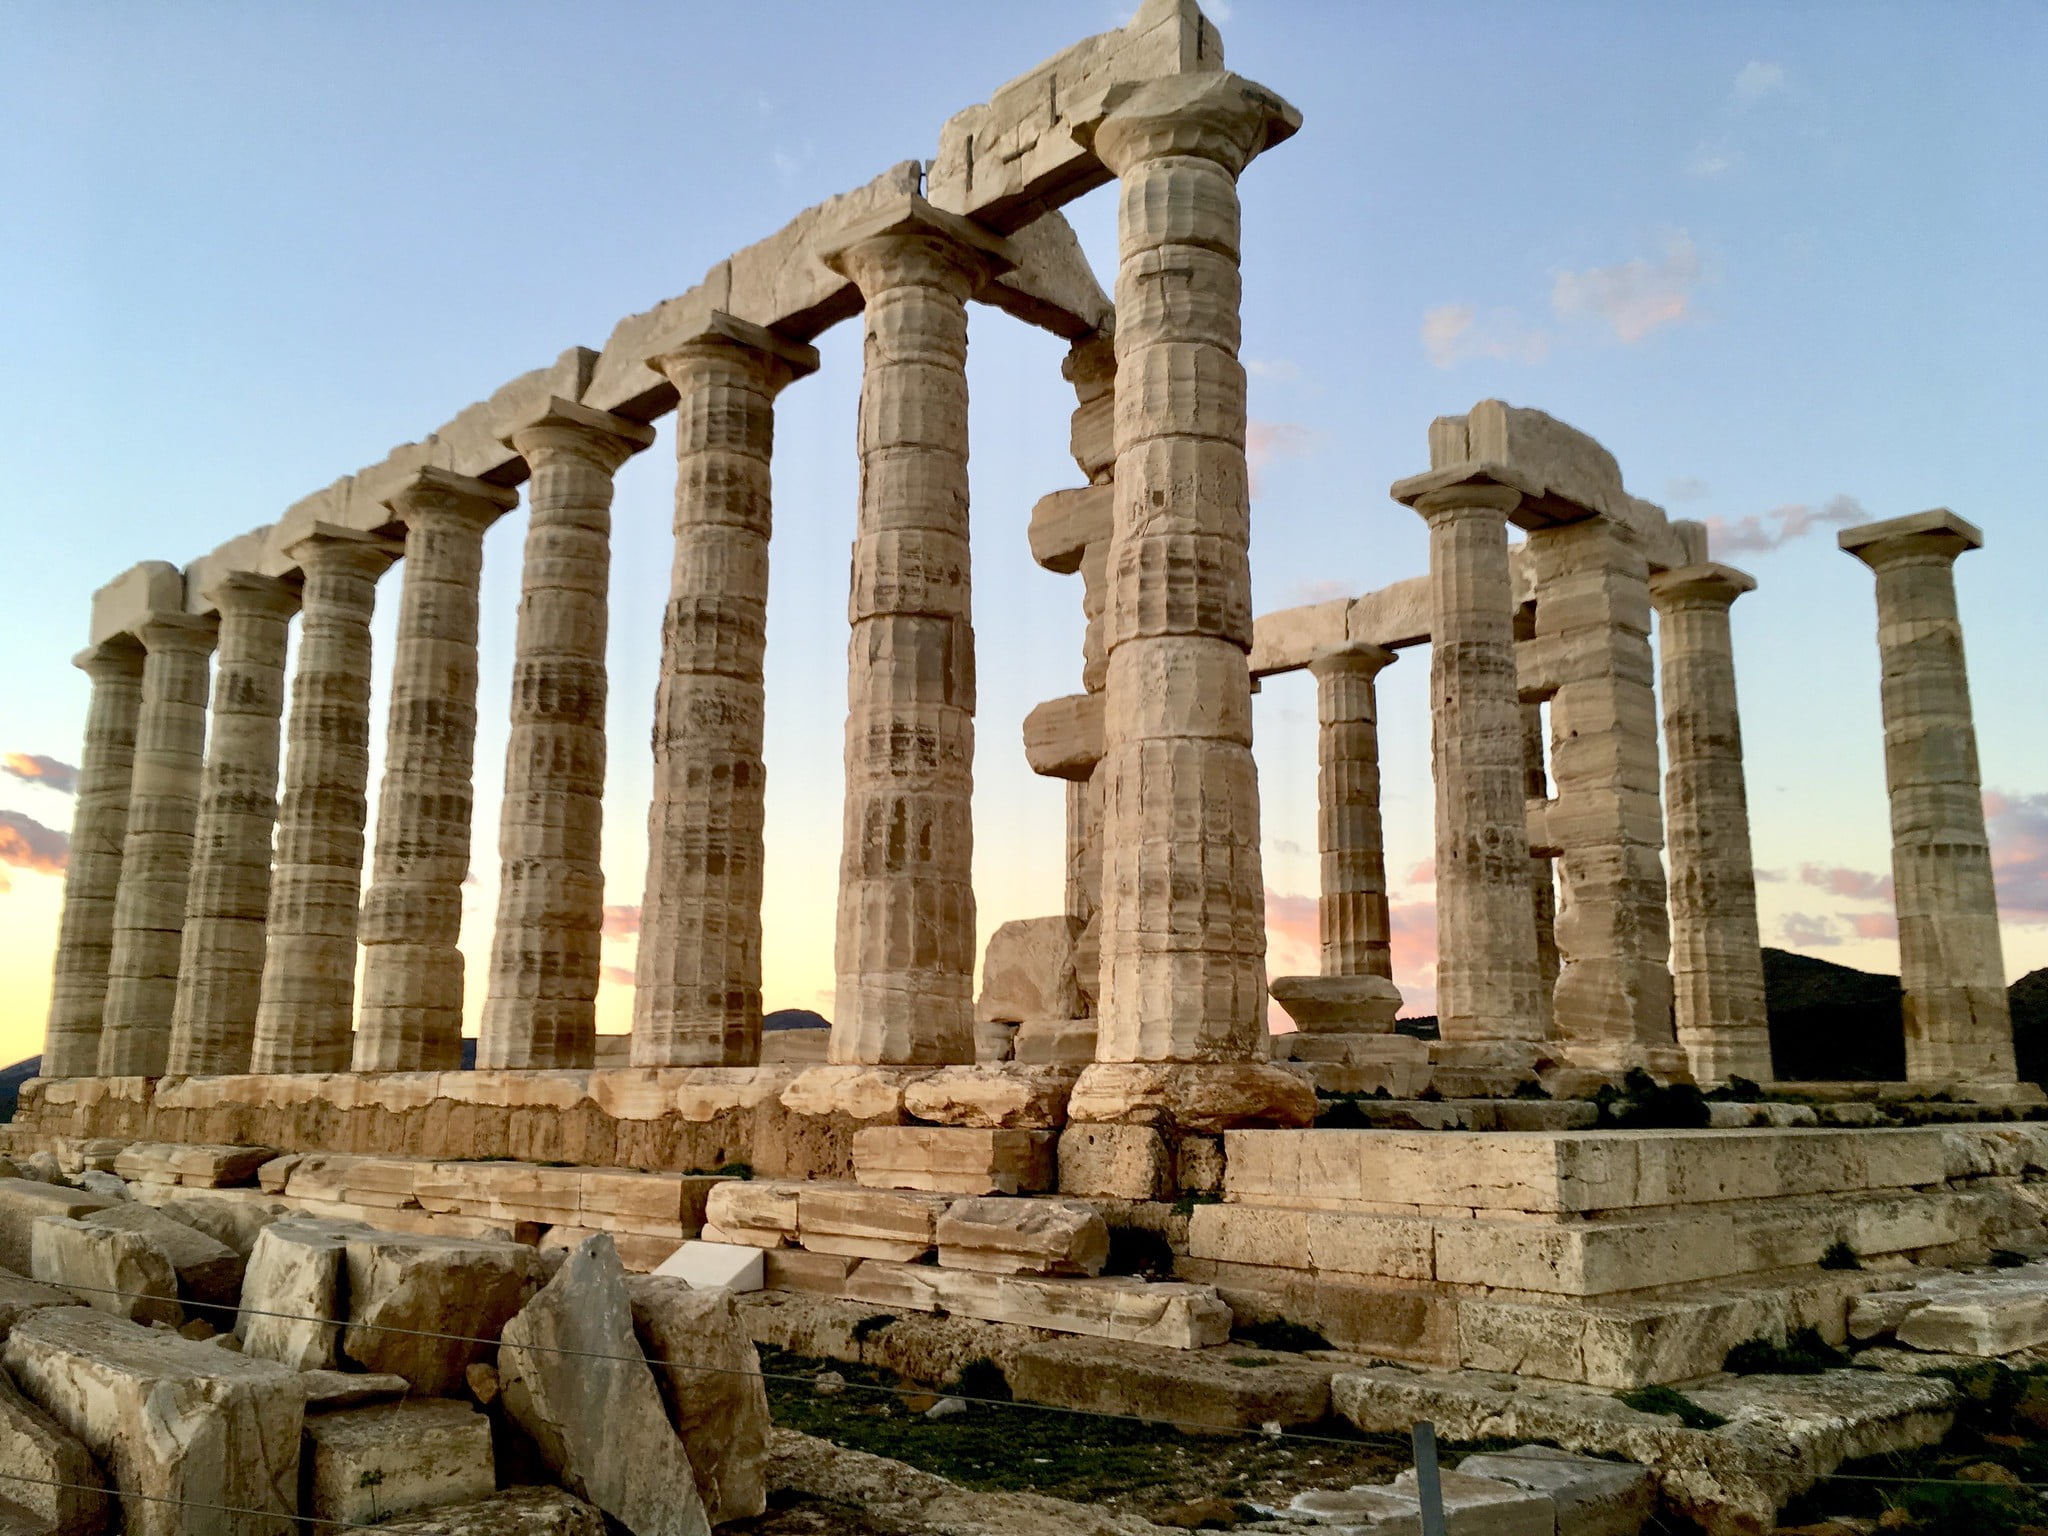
left=1649, top=562, right=1758, bottom=607
left=1839, top=507, right=1983, bottom=565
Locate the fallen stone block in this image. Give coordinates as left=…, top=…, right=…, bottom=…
left=702, top=1180, right=800, bottom=1248
left=240, top=1216, right=371, bottom=1371
left=1286, top=1484, right=1426, bottom=1531
left=343, top=1231, right=535, bottom=1395
left=936, top=1196, right=1109, bottom=1276
left=51, top=1140, right=129, bottom=1177
left=762, top=1249, right=858, bottom=1295
left=73, top=1170, right=130, bottom=1202
left=85, top=1200, right=243, bottom=1311
left=156, top=1193, right=288, bottom=1257
left=1896, top=1286, right=2048, bottom=1356
left=0, top=1268, right=84, bottom=1340
left=538, top=1226, right=679, bottom=1274
left=1458, top=1446, right=1655, bottom=1536
left=975, top=916, right=1082, bottom=1021
left=257, top=1155, right=303, bottom=1194
left=627, top=1274, right=772, bottom=1523
left=1007, top=1336, right=1333, bottom=1429
left=796, top=1184, right=957, bottom=1262
left=365, top=1485, right=607, bottom=1534
left=0, top=1181, right=116, bottom=1275
left=294, top=1369, right=412, bottom=1411
left=0, top=1369, right=108, bottom=1536
left=1390, top=1467, right=1554, bottom=1536
left=853, top=1126, right=1055, bottom=1195
left=578, top=1169, right=722, bottom=1234
left=6, top=1306, right=302, bottom=1536
left=30, top=1216, right=180, bottom=1327
left=302, top=1398, right=495, bottom=1527
left=500, top=1235, right=709, bottom=1536
left=1012, top=1017, right=1099, bottom=1065
left=650, top=1240, right=764, bottom=1293
left=112, top=1141, right=277, bottom=1190
left=414, top=1161, right=580, bottom=1224
left=846, top=1261, right=1232, bottom=1349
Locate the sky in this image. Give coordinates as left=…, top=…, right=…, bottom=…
left=2, top=2, right=2044, bottom=1069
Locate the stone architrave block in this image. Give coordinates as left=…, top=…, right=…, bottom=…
left=1458, top=1446, right=1655, bottom=1536
left=302, top=1399, right=496, bottom=1528
left=30, top=1217, right=181, bottom=1327
left=649, top=1242, right=764, bottom=1293
left=0, top=1268, right=88, bottom=1340
left=84, top=1201, right=242, bottom=1311
left=342, top=1232, right=535, bottom=1395
left=625, top=1275, right=772, bottom=1524
left=936, top=1197, right=1109, bottom=1276
left=0, top=1370, right=108, bottom=1536
left=938, top=1268, right=1231, bottom=1349
left=1013, top=1018, right=1100, bottom=1064
left=294, top=1370, right=413, bottom=1411
left=1390, top=1468, right=1556, bottom=1536
left=5, top=1307, right=302, bottom=1536
left=240, top=1216, right=372, bottom=1371
left=852, top=1126, right=1056, bottom=1195
left=1027, top=484, right=1112, bottom=573
left=1021, top=696, right=1105, bottom=781
left=499, top=1236, right=709, bottom=1536
left=975, top=917, right=1083, bottom=1023
left=796, top=1186, right=958, bottom=1262
left=1058, top=1124, right=1172, bottom=1200
left=0, top=1181, right=117, bottom=1275
left=413, top=1162, right=581, bottom=1225
left=701, top=1182, right=801, bottom=1249
left=537, top=1228, right=680, bottom=1275
left=156, top=1194, right=288, bottom=1258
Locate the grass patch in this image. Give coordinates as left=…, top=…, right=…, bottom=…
left=712, top=1161, right=754, bottom=1180
left=1170, top=1192, right=1223, bottom=1218
left=850, top=1314, right=896, bottom=1345
left=1615, top=1385, right=1728, bottom=1431
left=1595, top=1069, right=1710, bottom=1130
left=1722, top=1327, right=1849, bottom=1375
left=1819, top=1239, right=1862, bottom=1271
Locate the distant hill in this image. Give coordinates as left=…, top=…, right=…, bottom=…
left=766, top=1009, right=829, bottom=1032
left=2012, top=968, right=2048, bottom=1085
left=0, top=1056, right=39, bottom=1122
left=1763, top=947, right=1906, bottom=1082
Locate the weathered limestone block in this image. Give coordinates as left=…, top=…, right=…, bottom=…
left=900, top=1065, right=1077, bottom=1129
left=114, top=1141, right=276, bottom=1189
left=42, top=638, right=145, bottom=1079
left=779, top=1064, right=923, bottom=1123
left=634, top=319, right=816, bottom=1069
left=975, top=917, right=1083, bottom=1024
left=651, top=1241, right=766, bottom=1292
left=158, top=1195, right=286, bottom=1258
left=5, top=1306, right=302, bottom=1536
left=701, top=1181, right=801, bottom=1248
left=1458, top=1446, right=1656, bottom=1536
left=936, top=1196, right=1109, bottom=1276
left=30, top=1217, right=180, bottom=1327
left=1269, top=974, right=1403, bottom=1032
left=343, top=1232, right=535, bottom=1394
left=98, top=612, right=218, bottom=1077
left=0, top=1182, right=116, bottom=1275
left=0, top=1370, right=108, bottom=1536
left=1013, top=1018, right=1100, bottom=1065
left=480, top=401, right=654, bottom=1071
left=579, top=1168, right=721, bottom=1235
left=1057, top=1124, right=1172, bottom=1200
left=849, top=1260, right=1231, bottom=1348
left=0, top=1268, right=86, bottom=1341
left=798, top=1185, right=957, bottom=1262
left=84, top=1201, right=242, bottom=1310
left=1895, top=1289, right=2048, bottom=1357
left=367, top=1487, right=606, bottom=1535
left=826, top=199, right=1014, bottom=1069
left=761, top=1249, right=856, bottom=1295
left=1841, top=511, right=2015, bottom=1085
left=302, top=1399, right=495, bottom=1528
left=1008, top=1335, right=1332, bottom=1432
left=499, top=1236, right=710, bottom=1536
left=293, top=1370, right=412, bottom=1411
left=852, top=1126, right=1056, bottom=1195
left=413, top=1162, right=582, bottom=1224
left=1021, top=695, right=1104, bottom=780
left=625, top=1274, right=772, bottom=1523
left=1064, top=1060, right=1317, bottom=1132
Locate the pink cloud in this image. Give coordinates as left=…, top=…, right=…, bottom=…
left=1389, top=899, right=1438, bottom=1016
left=1550, top=231, right=1700, bottom=344
left=601, top=964, right=635, bottom=988
left=2, top=754, right=77, bottom=794
left=1421, top=304, right=1550, bottom=370
left=0, top=811, right=68, bottom=878
left=1705, top=494, right=1864, bottom=557
left=1848, top=912, right=1898, bottom=940
left=1988, top=790, right=2048, bottom=924
left=1799, top=863, right=1892, bottom=903
left=602, top=904, right=641, bottom=940
left=1406, top=858, right=1435, bottom=886
left=1263, top=887, right=1320, bottom=979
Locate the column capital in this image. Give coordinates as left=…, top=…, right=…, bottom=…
left=1400, top=476, right=1525, bottom=524
left=72, top=636, right=144, bottom=679
left=1080, top=73, right=1302, bottom=179
left=645, top=310, right=821, bottom=395
left=505, top=396, right=657, bottom=475
left=819, top=195, right=1017, bottom=296
left=1649, top=562, right=1756, bottom=613
left=134, top=610, right=219, bottom=653
left=1840, top=508, right=1983, bottom=570
left=1308, top=640, right=1397, bottom=682
left=284, top=521, right=404, bottom=578
left=204, top=570, right=302, bottom=620
left=382, top=466, right=519, bottom=532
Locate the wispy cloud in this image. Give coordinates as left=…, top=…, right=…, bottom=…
left=1246, top=420, right=1316, bottom=494
left=1988, top=790, right=2048, bottom=924
left=1264, top=887, right=1319, bottom=967
left=601, top=904, right=641, bottom=940
left=0, top=811, right=68, bottom=879
left=1705, top=494, right=1865, bottom=556
left=1666, top=476, right=1711, bottom=504
left=2, top=754, right=77, bottom=794
left=1290, top=578, right=1355, bottom=606
left=1406, top=858, right=1435, bottom=886
left=1799, top=863, right=1893, bottom=903
left=1848, top=912, right=1898, bottom=940
left=1687, top=142, right=1738, bottom=180
left=1245, top=358, right=1300, bottom=382
left=1421, top=304, right=1550, bottom=370
left=601, top=964, right=635, bottom=988
left=1732, top=60, right=1787, bottom=110
left=1780, top=912, right=1841, bottom=949
left=1389, top=899, right=1438, bottom=1017
left=1551, top=231, right=1701, bottom=344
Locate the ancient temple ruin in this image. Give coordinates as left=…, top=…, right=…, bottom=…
left=5, top=6, right=2044, bottom=1530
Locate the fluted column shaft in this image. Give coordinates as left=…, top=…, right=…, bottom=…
left=251, top=529, right=400, bottom=1075
left=1087, top=78, right=1296, bottom=1064
left=1415, top=485, right=1544, bottom=1040
left=98, top=613, right=218, bottom=1076
left=1843, top=511, right=2013, bottom=1084
left=1651, top=564, right=1770, bottom=1085
left=632, top=320, right=815, bottom=1068
left=356, top=471, right=515, bottom=1072
left=1522, top=700, right=1560, bottom=1028
left=166, top=574, right=300, bottom=1075
left=824, top=204, right=1008, bottom=1066
left=479, top=402, right=653, bottom=1070
left=1310, top=645, right=1396, bottom=980
left=42, top=640, right=146, bottom=1077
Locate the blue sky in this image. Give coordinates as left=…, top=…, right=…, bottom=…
left=3, top=1, right=2044, bottom=1066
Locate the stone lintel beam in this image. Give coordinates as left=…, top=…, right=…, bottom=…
left=1023, top=694, right=1104, bottom=780
left=1515, top=633, right=1567, bottom=703
left=1525, top=798, right=1561, bottom=858
left=646, top=312, right=822, bottom=385
left=88, top=562, right=185, bottom=648
left=374, top=465, right=519, bottom=538
left=1839, top=506, right=1984, bottom=564
left=1391, top=461, right=1595, bottom=533
left=1029, top=485, right=1114, bottom=574
left=816, top=194, right=1019, bottom=284
left=1648, top=561, right=1757, bottom=608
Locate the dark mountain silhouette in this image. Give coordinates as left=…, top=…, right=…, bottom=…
left=1763, top=947, right=1905, bottom=1082
left=765, top=1008, right=829, bottom=1032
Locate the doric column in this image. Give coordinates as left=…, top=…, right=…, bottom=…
left=41, top=639, right=146, bottom=1077
left=821, top=199, right=1013, bottom=1066
left=251, top=526, right=401, bottom=1075
left=631, top=316, right=817, bottom=1068
left=478, top=401, right=654, bottom=1070
left=1651, top=563, right=1771, bottom=1085
left=165, top=573, right=300, bottom=1076
left=1404, top=479, right=1544, bottom=1041
left=1841, top=510, right=2015, bottom=1085
left=1310, top=643, right=1397, bottom=981
left=98, top=613, right=218, bottom=1076
left=355, top=469, right=516, bottom=1072
left=1082, top=75, right=1299, bottom=1066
